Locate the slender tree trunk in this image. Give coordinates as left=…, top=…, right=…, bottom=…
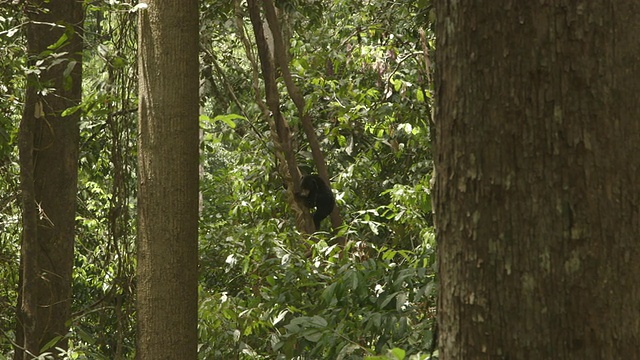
left=434, top=2, right=640, bottom=358
left=262, top=0, right=343, bottom=234
left=136, top=0, right=199, bottom=359
left=247, top=0, right=314, bottom=233
left=248, top=0, right=342, bottom=235
left=15, top=1, right=83, bottom=358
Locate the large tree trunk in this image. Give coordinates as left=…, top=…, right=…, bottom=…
left=15, top=1, right=83, bottom=358
left=434, top=2, right=640, bottom=359
left=136, top=0, right=200, bottom=359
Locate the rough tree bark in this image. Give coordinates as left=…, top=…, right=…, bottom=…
left=434, top=2, right=640, bottom=358
left=15, top=1, right=83, bottom=358
left=136, top=0, right=199, bottom=358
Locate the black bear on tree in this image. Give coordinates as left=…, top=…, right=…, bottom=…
left=296, top=174, right=335, bottom=231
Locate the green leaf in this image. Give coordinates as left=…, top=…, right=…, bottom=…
left=302, top=327, right=323, bottom=342
left=321, top=281, right=338, bottom=304
left=389, top=347, right=406, bottom=359
left=111, top=56, right=126, bottom=68
left=40, top=335, right=63, bottom=351
left=47, top=32, right=69, bottom=50
left=61, top=104, right=82, bottom=117
left=308, top=315, right=328, bottom=327
left=201, top=113, right=244, bottom=129
left=63, top=60, right=77, bottom=78
left=380, top=291, right=398, bottom=308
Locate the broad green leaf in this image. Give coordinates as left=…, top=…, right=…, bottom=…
left=47, top=32, right=69, bottom=50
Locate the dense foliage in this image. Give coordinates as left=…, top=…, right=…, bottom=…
left=0, top=0, right=435, bottom=358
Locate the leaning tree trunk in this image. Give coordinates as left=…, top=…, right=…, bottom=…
left=248, top=0, right=342, bottom=235
left=136, top=0, right=200, bottom=359
left=434, top=2, right=640, bottom=359
left=247, top=0, right=314, bottom=233
left=15, top=1, right=83, bottom=358
left=262, top=0, right=343, bottom=233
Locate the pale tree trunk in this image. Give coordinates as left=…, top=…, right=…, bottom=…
left=434, top=2, right=640, bottom=359
left=136, top=0, right=199, bottom=359
left=15, top=1, right=83, bottom=358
